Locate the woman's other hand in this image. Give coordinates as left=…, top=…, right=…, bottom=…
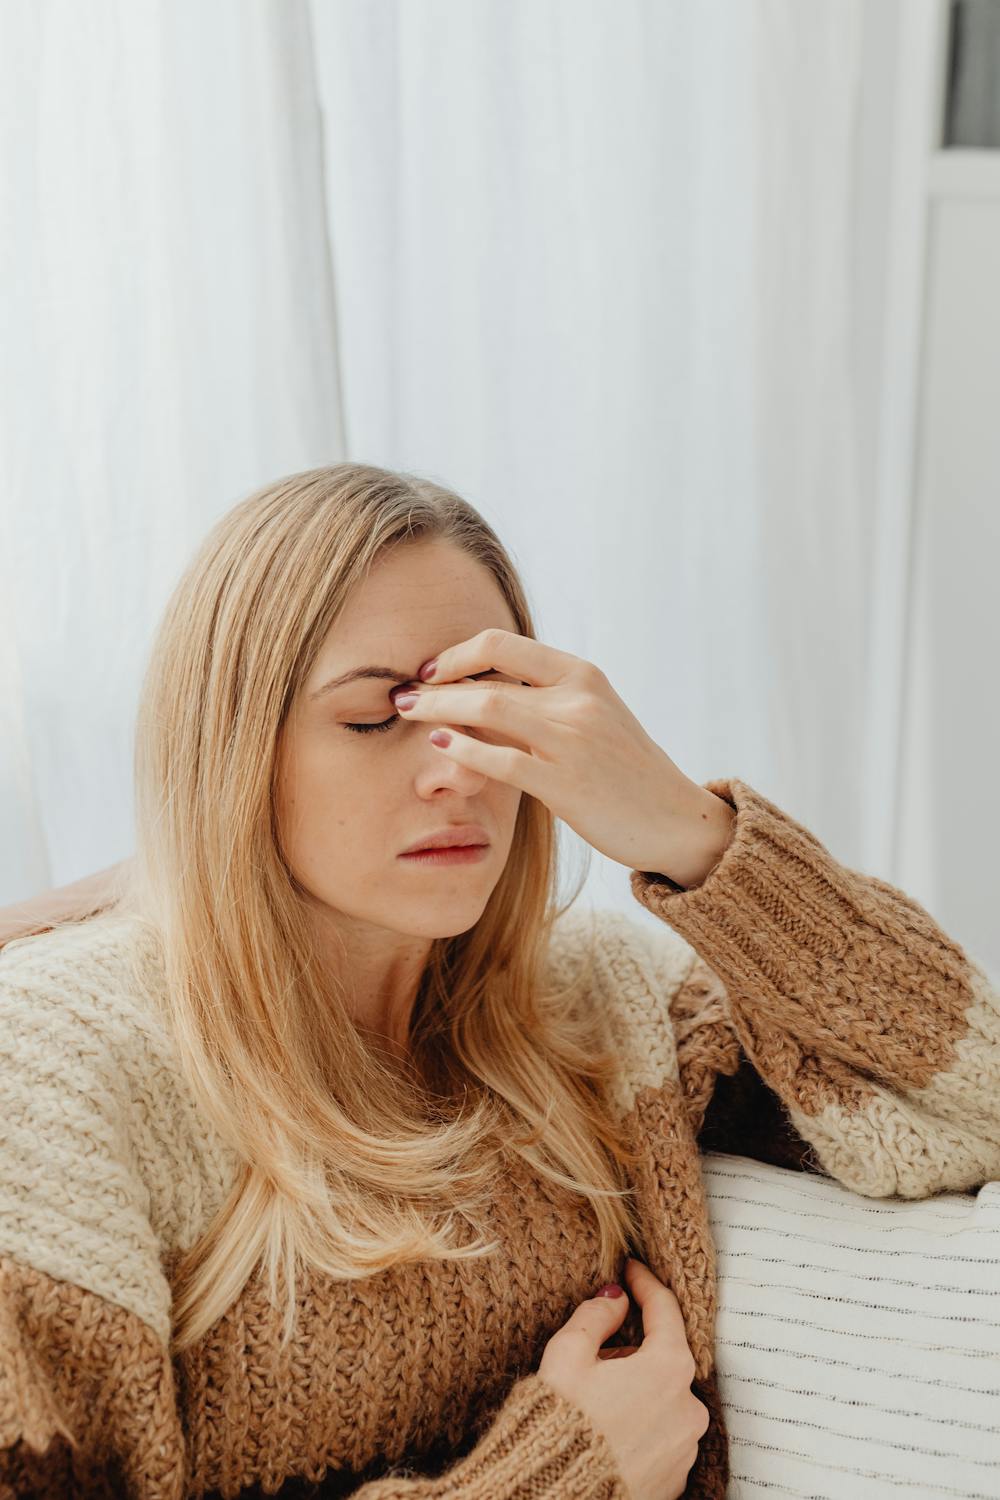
left=537, top=1256, right=710, bottom=1500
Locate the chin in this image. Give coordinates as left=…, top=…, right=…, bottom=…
left=388, top=893, right=494, bottom=939
left=408, top=911, right=490, bottom=940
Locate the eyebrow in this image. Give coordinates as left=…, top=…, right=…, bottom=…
left=309, top=666, right=414, bottom=700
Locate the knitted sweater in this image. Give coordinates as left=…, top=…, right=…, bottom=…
left=1, top=777, right=998, bottom=1500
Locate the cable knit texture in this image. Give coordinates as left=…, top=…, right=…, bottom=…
left=1, top=776, right=997, bottom=1499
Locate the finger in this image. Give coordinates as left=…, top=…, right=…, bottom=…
left=622, top=1257, right=690, bottom=1348
left=418, top=627, right=586, bottom=690
left=553, top=1285, right=631, bottom=1362
left=417, top=725, right=550, bottom=800
left=391, top=682, right=561, bottom=757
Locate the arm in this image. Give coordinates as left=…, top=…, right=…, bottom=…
left=0, top=943, right=187, bottom=1498
left=341, top=1379, right=625, bottom=1498
left=631, top=777, right=1000, bottom=1198
left=0, top=861, right=129, bottom=950
left=0, top=1258, right=186, bottom=1499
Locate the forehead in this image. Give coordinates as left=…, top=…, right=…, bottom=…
left=313, top=539, right=518, bottom=673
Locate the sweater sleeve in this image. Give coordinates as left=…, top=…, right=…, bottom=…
left=0, top=1256, right=186, bottom=1500
left=630, top=777, right=1000, bottom=1199
left=342, top=1375, right=627, bottom=1499
left=0, top=954, right=188, bottom=1498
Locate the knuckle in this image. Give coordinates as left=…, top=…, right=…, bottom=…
left=479, top=690, right=504, bottom=723
left=689, top=1397, right=711, bottom=1438
left=562, top=691, right=595, bottom=726
left=480, top=627, right=507, bottom=651
left=498, top=746, right=523, bottom=775
left=659, top=1347, right=697, bottom=1387
left=545, top=1324, right=587, bottom=1359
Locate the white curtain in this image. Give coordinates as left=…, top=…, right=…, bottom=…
left=0, top=0, right=345, bottom=902
left=2, top=0, right=899, bottom=938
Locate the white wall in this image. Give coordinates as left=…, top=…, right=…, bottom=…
left=896, top=161, right=1000, bottom=979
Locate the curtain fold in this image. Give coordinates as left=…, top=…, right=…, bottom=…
left=0, top=0, right=345, bottom=901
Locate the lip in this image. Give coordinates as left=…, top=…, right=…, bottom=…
left=399, top=824, right=490, bottom=854
left=398, top=845, right=490, bottom=866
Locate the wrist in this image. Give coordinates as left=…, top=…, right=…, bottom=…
left=643, top=786, right=736, bottom=890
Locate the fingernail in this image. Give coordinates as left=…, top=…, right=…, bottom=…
left=394, top=693, right=419, bottom=710
left=594, top=1282, right=624, bottom=1298
left=418, top=658, right=438, bottom=681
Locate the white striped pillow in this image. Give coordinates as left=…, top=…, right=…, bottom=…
left=701, top=1151, right=1000, bottom=1500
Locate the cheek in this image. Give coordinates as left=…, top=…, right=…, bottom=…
left=275, top=737, right=336, bottom=852
left=277, top=737, right=381, bottom=861
left=494, top=785, right=524, bottom=837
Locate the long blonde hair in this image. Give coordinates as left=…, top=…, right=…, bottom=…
left=111, top=463, right=643, bottom=1351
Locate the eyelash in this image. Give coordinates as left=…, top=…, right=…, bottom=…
left=344, top=714, right=399, bottom=735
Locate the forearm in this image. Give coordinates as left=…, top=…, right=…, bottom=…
left=631, top=777, right=1000, bottom=1197
left=349, top=1375, right=625, bottom=1499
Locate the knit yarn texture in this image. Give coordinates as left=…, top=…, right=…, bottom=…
left=1, top=777, right=997, bottom=1500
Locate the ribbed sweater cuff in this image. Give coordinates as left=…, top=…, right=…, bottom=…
left=629, top=776, right=976, bottom=1081
left=371, top=1373, right=627, bottom=1498
left=632, top=776, right=955, bottom=967
left=631, top=776, right=855, bottom=959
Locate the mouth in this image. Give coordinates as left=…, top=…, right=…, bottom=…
left=399, top=826, right=490, bottom=855
left=398, top=844, right=490, bottom=865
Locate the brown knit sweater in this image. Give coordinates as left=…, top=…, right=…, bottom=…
left=1, top=777, right=997, bottom=1500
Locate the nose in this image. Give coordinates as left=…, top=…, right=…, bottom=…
left=419, top=740, right=487, bottom=794
left=414, top=722, right=488, bottom=793
left=390, top=681, right=491, bottom=792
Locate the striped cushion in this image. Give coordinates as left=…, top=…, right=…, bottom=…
left=701, top=1151, right=1000, bottom=1499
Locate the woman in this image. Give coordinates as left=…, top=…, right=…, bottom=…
left=1, top=462, right=997, bottom=1500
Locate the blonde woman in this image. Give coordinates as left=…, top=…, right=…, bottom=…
left=1, top=463, right=997, bottom=1500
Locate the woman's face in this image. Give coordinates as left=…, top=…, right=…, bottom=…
left=274, top=539, right=525, bottom=947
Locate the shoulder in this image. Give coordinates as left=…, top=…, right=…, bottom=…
left=545, top=904, right=698, bottom=1111
left=0, top=908, right=168, bottom=1035
left=546, top=901, right=697, bottom=994
left=0, top=913, right=186, bottom=1130
left=0, top=913, right=234, bottom=1340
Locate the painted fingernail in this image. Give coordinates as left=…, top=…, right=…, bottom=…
left=394, top=693, right=419, bottom=710
left=429, top=730, right=451, bottom=748
left=418, top=658, right=438, bottom=681
left=594, top=1283, right=624, bottom=1298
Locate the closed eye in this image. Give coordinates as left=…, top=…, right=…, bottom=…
left=344, top=715, right=398, bottom=735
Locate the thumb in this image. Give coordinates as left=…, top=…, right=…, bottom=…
left=563, top=1281, right=630, bottom=1351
